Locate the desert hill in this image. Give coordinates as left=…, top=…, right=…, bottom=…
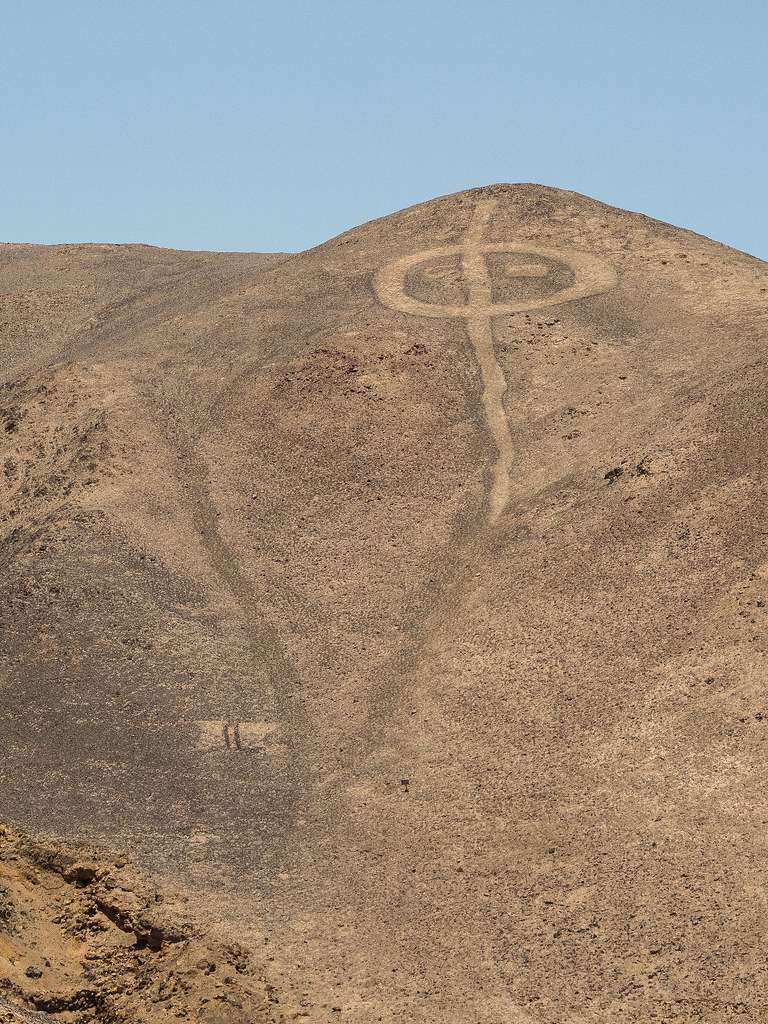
left=2, top=183, right=768, bottom=1022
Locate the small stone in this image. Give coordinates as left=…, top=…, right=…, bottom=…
left=25, top=965, right=43, bottom=979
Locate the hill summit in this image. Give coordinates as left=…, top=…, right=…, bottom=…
left=2, top=185, right=768, bottom=1022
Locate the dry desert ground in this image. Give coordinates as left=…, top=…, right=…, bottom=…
left=2, top=184, right=768, bottom=1022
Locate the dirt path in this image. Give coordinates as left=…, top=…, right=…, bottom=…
left=373, top=198, right=514, bottom=521
left=460, top=200, right=515, bottom=520
left=374, top=198, right=618, bottom=522
left=165, top=392, right=308, bottom=762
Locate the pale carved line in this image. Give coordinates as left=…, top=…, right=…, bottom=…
left=372, top=201, right=618, bottom=521
left=461, top=201, right=514, bottom=521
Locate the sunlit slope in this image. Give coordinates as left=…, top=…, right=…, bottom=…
left=2, top=184, right=768, bottom=1022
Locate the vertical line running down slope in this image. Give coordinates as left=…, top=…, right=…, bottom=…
left=461, top=200, right=514, bottom=521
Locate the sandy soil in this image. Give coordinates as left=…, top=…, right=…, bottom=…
left=0, top=823, right=271, bottom=1022
left=2, top=184, right=768, bottom=1021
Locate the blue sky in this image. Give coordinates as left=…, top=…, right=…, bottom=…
left=1, top=0, right=766, bottom=258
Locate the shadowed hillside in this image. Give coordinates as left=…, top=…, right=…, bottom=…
left=2, top=184, right=768, bottom=1022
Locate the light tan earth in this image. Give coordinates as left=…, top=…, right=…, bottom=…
left=1, top=183, right=768, bottom=1022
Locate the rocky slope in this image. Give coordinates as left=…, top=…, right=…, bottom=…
left=2, top=184, right=768, bottom=1021
left=0, top=823, right=271, bottom=1023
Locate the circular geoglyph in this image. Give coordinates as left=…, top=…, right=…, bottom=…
left=372, top=199, right=618, bottom=522
left=374, top=241, right=617, bottom=319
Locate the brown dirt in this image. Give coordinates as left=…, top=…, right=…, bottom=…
left=2, top=184, right=768, bottom=1021
left=0, top=824, right=271, bottom=1023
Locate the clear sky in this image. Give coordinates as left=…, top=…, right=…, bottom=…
left=1, top=0, right=766, bottom=259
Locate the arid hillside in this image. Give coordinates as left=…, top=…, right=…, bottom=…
left=2, top=184, right=768, bottom=1023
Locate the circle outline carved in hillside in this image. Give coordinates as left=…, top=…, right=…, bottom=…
left=374, top=200, right=619, bottom=521
left=374, top=241, right=617, bottom=319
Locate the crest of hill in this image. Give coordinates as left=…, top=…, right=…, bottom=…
left=2, top=185, right=768, bottom=1022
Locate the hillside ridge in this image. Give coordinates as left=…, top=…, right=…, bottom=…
left=2, top=186, right=768, bottom=1022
